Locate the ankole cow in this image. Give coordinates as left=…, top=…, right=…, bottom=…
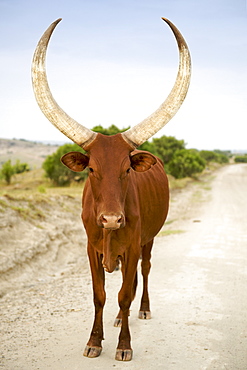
left=32, top=18, right=191, bottom=361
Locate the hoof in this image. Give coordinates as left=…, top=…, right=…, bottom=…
left=115, top=348, right=133, bottom=361
left=83, top=345, right=102, bottom=358
left=139, top=310, right=151, bottom=319
left=114, top=318, right=122, bottom=327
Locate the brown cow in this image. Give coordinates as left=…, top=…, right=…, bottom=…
left=32, top=18, right=191, bottom=361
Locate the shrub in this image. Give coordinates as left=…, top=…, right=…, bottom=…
left=38, top=185, right=46, bottom=193
left=42, top=143, right=88, bottom=186
left=1, top=160, right=15, bottom=184
left=234, top=155, right=247, bottom=163
left=200, top=150, right=229, bottom=164
left=13, top=159, right=30, bottom=173
left=0, top=159, right=30, bottom=184
left=168, top=149, right=206, bottom=179
left=200, top=150, right=219, bottom=163
left=137, top=140, right=158, bottom=155
left=152, top=136, right=185, bottom=172
left=214, top=150, right=231, bottom=163
left=92, top=124, right=129, bottom=135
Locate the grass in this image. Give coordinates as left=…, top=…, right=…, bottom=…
left=0, top=169, right=83, bottom=198
left=0, top=164, right=215, bottom=215
left=158, top=229, right=185, bottom=237
left=1, top=167, right=203, bottom=195
left=0, top=164, right=220, bottom=237
left=167, top=174, right=193, bottom=190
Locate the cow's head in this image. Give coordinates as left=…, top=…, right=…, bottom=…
left=61, top=133, right=156, bottom=230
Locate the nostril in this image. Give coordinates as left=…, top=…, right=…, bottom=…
left=99, top=214, right=124, bottom=229
left=102, top=216, right=108, bottom=224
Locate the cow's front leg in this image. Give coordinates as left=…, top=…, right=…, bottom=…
left=114, top=265, right=137, bottom=327
left=83, top=244, right=105, bottom=358
left=115, top=252, right=139, bottom=361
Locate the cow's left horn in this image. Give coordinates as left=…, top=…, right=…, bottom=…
left=32, top=18, right=96, bottom=148
left=122, top=18, right=191, bottom=148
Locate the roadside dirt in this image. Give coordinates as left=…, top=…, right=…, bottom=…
left=1, top=164, right=247, bottom=369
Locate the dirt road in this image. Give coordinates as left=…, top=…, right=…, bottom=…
left=1, top=164, right=247, bottom=369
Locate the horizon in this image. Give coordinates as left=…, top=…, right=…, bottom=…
left=1, top=136, right=246, bottom=154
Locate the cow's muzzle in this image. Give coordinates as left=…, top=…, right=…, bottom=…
left=98, top=214, right=125, bottom=230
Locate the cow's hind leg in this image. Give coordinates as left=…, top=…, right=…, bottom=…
left=83, top=244, right=105, bottom=358
left=139, top=239, right=153, bottom=320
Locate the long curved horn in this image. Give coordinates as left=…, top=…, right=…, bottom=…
left=32, top=19, right=96, bottom=148
left=122, top=18, right=191, bottom=148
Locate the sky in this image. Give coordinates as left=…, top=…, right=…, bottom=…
left=0, top=0, right=246, bottom=151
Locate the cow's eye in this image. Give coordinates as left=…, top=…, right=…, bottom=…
left=89, top=167, right=94, bottom=173
left=126, top=168, right=131, bottom=174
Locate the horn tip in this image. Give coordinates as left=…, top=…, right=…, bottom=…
left=52, top=18, right=62, bottom=27
left=161, top=17, right=171, bottom=26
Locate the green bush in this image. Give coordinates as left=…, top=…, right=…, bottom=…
left=137, top=140, right=158, bottom=155
left=168, top=149, right=206, bottom=179
left=1, top=160, right=15, bottom=184
left=214, top=149, right=231, bottom=162
left=200, top=150, right=229, bottom=164
left=0, top=159, right=30, bottom=184
left=92, top=124, right=129, bottom=135
left=152, top=136, right=185, bottom=164
left=234, top=155, right=247, bottom=163
left=42, top=143, right=88, bottom=186
left=13, top=159, right=30, bottom=173
left=216, top=153, right=229, bottom=164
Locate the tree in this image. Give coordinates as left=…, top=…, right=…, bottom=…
left=0, top=159, right=30, bottom=184
left=152, top=136, right=185, bottom=164
left=168, top=149, right=206, bottom=179
left=234, top=154, right=247, bottom=163
left=1, top=160, right=15, bottom=184
left=92, top=124, right=129, bottom=136
left=42, top=143, right=87, bottom=186
left=137, top=140, right=157, bottom=155
left=200, top=150, right=229, bottom=164
left=13, top=159, right=30, bottom=173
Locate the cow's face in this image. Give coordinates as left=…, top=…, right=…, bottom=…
left=61, top=134, right=156, bottom=230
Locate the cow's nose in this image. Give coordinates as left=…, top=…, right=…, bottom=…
left=100, top=214, right=124, bottom=229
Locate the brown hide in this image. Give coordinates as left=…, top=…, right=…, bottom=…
left=61, top=132, right=169, bottom=359
left=66, top=133, right=169, bottom=272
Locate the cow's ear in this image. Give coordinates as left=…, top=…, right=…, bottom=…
left=130, top=152, right=157, bottom=172
left=61, top=152, right=89, bottom=172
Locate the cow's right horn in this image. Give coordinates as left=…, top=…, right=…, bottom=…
left=32, top=18, right=96, bottom=149
left=122, top=18, right=191, bottom=148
